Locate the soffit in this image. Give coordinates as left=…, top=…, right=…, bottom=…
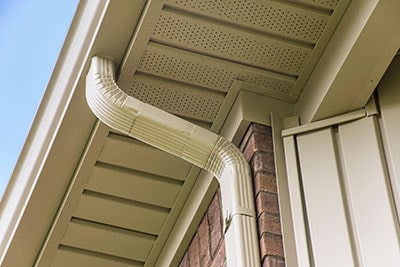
left=36, top=0, right=352, bottom=266
left=117, top=0, right=350, bottom=124
left=50, top=129, right=198, bottom=266
left=35, top=120, right=202, bottom=266
left=0, top=1, right=147, bottom=266
left=296, top=0, right=400, bottom=123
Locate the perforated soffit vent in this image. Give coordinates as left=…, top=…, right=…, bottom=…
left=117, top=0, right=344, bottom=125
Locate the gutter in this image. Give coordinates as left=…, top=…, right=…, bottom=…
left=86, top=56, right=260, bottom=266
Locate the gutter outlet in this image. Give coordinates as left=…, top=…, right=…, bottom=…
left=86, top=56, right=261, bottom=266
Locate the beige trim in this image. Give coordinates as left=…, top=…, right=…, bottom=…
left=34, top=122, right=110, bottom=266
left=282, top=109, right=367, bottom=137
left=378, top=56, right=400, bottom=226
left=271, top=113, right=300, bottom=267
left=0, top=1, right=146, bottom=266
left=296, top=0, right=400, bottom=123
left=220, top=90, right=295, bottom=145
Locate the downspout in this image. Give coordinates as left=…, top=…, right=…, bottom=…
left=86, top=56, right=261, bottom=266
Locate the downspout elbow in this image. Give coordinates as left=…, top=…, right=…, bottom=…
left=86, top=56, right=218, bottom=168
left=86, top=56, right=260, bottom=266
left=206, top=138, right=257, bottom=223
left=206, top=138, right=260, bottom=267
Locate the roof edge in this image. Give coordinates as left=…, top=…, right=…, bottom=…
left=0, top=1, right=146, bottom=265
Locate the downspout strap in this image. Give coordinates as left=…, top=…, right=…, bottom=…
left=231, top=207, right=256, bottom=218
left=224, top=207, right=256, bottom=233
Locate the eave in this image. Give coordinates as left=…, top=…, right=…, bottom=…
left=0, top=1, right=146, bottom=265
left=296, top=0, right=400, bottom=123
left=1, top=0, right=399, bottom=266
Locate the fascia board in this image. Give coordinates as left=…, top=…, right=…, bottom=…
left=0, top=1, right=146, bottom=266
left=220, top=90, right=295, bottom=145
left=296, top=0, right=400, bottom=123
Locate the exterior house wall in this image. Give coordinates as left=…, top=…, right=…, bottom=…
left=179, top=123, right=285, bottom=266
left=378, top=55, right=400, bottom=219
left=179, top=189, right=226, bottom=267
left=283, top=114, right=400, bottom=265
left=281, top=58, right=400, bottom=265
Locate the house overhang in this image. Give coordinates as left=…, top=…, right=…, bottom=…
left=0, top=0, right=399, bottom=266
left=0, top=1, right=146, bottom=266
left=296, top=0, right=400, bottom=123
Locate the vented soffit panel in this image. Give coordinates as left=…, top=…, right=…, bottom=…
left=117, top=0, right=351, bottom=126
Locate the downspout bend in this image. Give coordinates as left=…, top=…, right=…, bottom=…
left=86, top=56, right=261, bottom=266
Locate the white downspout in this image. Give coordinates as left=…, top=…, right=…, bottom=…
left=86, top=56, right=261, bottom=266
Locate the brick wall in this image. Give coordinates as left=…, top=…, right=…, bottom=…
left=179, top=123, right=284, bottom=266
left=240, top=123, right=285, bottom=266
left=179, top=189, right=226, bottom=267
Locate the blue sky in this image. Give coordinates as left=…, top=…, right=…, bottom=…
left=0, top=0, right=78, bottom=199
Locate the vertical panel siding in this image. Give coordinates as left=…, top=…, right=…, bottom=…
left=283, top=136, right=311, bottom=267
left=297, top=128, right=356, bottom=266
left=284, top=114, right=400, bottom=266
left=378, top=56, right=400, bottom=220
left=339, top=116, right=400, bottom=266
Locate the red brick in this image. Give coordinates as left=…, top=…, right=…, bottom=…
left=239, top=123, right=272, bottom=152
left=208, top=190, right=223, bottom=256
left=254, top=172, right=277, bottom=194
left=249, top=123, right=272, bottom=134
left=179, top=252, right=190, bottom=267
left=243, top=131, right=274, bottom=161
left=256, top=191, right=280, bottom=216
left=258, top=212, right=282, bottom=235
left=252, top=130, right=273, bottom=152
left=198, top=216, right=211, bottom=265
left=188, top=233, right=201, bottom=266
left=251, top=151, right=275, bottom=174
left=260, top=233, right=284, bottom=258
left=210, top=242, right=227, bottom=267
left=263, top=256, right=285, bottom=267
left=239, top=125, right=254, bottom=152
